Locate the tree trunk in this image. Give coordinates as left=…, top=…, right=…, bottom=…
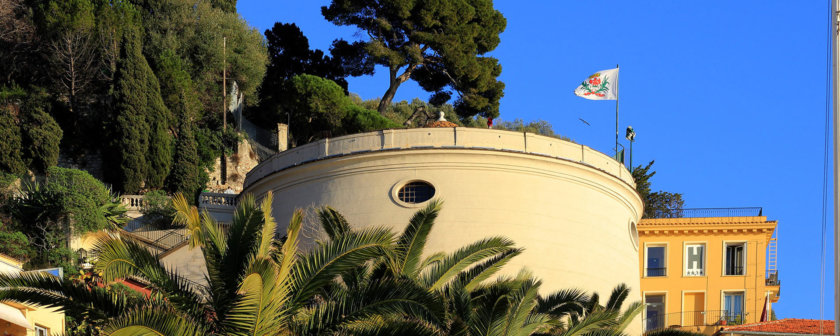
left=377, top=67, right=402, bottom=115
left=377, top=64, right=420, bottom=115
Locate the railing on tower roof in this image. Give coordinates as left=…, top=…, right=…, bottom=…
left=649, top=207, right=763, bottom=219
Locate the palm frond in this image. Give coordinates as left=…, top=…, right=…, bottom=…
left=421, top=236, right=517, bottom=291
left=605, top=284, right=629, bottom=311
left=500, top=277, right=546, bottom=336
left=223, top=258, right=290, bottom=335
left=393, top=199, right=442, bottom=277
left=93, top=237, right=206, bottom=318
left=277, top=209, right=303, bottom=282
left=256, top=191, right=277, bottom=258
left=296, top=277, right=445, bottom=335
left=172, top=193, right=202, bottom=248
left=560, top=310, right=620, bottom=336
left=0, top=272, right=129, bottom=318
left=612, top=301, right=643, bottom=334
left=537, top=288, right=590, bottom=318
left=317, top=206, right=351, bottom=240
left=459, top=248, right=523, bottom=292
left=101, top=305, right=207, bottom=336
left=418, top=251, right=447, bottom=271
left=288, top=227, right=395, bottom=310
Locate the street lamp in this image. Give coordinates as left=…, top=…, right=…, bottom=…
left=625, top=126, right=636, bottom=171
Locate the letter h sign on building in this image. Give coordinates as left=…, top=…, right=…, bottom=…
left=685, top=244, right=705, bottom=276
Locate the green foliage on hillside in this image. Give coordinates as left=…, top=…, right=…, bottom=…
left=1, top=0, right=268, bottom=195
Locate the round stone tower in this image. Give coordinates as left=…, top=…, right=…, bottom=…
left=243, top=126, right=644, bottom=332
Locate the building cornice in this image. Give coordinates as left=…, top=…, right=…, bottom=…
left=637, top=217, right=777, bottom=240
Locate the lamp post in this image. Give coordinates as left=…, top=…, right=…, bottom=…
left=625, top=126, right=636, bottom=171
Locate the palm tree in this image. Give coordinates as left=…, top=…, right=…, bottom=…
left=0, top=192, right=438, bottom=335
left=314, top=201, right=641, bottom=336
left=0, top=195, right=642, bottom=336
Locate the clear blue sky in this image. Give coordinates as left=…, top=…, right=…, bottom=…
left=237, top=1, right=833, bottom=319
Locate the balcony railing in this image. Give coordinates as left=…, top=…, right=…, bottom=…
left=649, top=207, right=763, bottom=219
left=645, top=268, right=667, bottom=277
left=124, top=229, right=190, bottom=251
left=120, top=195, right=146, bottom=211
left=724, top=266, right=744, bottom=276
left=644, top=310, right=747, bottom=331
left=766, top=270, right=781, bottom=286
left=199, top=192, right=237, bottom=210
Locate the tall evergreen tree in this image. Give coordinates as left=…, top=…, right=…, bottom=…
left=144, top=59, right=173, bottom=189
left=110, top=26, right=150, bottom=192
left=167, top=101, right=202, bottom=199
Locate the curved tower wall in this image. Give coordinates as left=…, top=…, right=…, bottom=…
left=243, top=128, right=644, bottom=332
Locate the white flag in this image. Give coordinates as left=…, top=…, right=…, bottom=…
left=574, top=68, right=618, bottom=100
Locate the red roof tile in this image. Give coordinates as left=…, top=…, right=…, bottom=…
left=721, top=319, right=835, bottom=335
left=423, top=120, right=459, bottom=128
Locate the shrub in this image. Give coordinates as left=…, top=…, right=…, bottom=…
left=0, top=220, right=33, bottom=261
left=342, top=105, right=401, bottom=134
left=0, top=105, right=25, bottom=175
left=142, top=190, right=175, bottom=229
left=21, top=105, right=62, bottom=173
left=43, top=167, right=113, bottom=233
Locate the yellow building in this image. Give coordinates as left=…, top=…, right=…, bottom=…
left=0, top=254, right=65, bottom=336
left=638, top=209, right=781, bottom=335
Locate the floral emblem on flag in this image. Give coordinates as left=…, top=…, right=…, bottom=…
left=578, top=73, right=610, bottom=97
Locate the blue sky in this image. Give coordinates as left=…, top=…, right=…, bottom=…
left=237, top=1, right=833, bottom=319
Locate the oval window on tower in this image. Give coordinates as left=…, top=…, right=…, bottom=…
left=397, top=181, right=435, bottom=204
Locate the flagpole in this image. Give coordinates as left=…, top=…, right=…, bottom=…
left=832, top=0, right=840, bottom=334
left=615, top=64, right=620, bottom=158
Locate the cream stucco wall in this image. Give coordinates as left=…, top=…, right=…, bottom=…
left=243, top=128, right=645, bottom=333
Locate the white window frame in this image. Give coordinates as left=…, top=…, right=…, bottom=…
left=683, top=242, right=707, bottom=277
left=722, top=241, right=747, bottom=276
left=35, top=325, right=49, bottom=336
left=720, top=290, right=747, bottom=324
left=644, top=242, right=668, bottom=277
